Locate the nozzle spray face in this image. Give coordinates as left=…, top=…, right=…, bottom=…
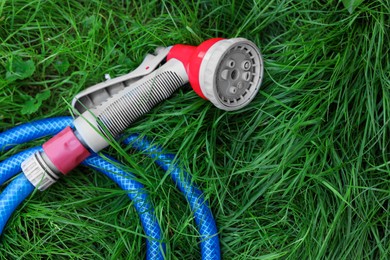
left=168, top=38, right=264, bottom=111
left=199, top=38, right=263, bottom=111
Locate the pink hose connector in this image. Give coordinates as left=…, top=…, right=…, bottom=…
left=43, top=126, right=90, bottom=175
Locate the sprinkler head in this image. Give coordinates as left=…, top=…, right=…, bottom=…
left=167, top=38, right=264, bottom=111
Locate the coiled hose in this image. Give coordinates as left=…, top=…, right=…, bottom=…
left=0, top=148, right=164, bottom=259
left=83, top=154, right=164, bottom=259
left=125, top=135, right=221, bottom=260
left=0, top=117, right=220, bottom=259
left=0, top=174, right=34, bottom=234
left=0, top=147, right=41, bottom=234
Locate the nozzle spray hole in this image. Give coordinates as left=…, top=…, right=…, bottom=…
left=242, top=60, right=251, bottom=70
left=228, top=60, right=235, bottom=68
left=229, top=86, right=237, bottom=94
left=242, top=72, right=251, bottom=81
left=231, top=69, right=239, bottom=80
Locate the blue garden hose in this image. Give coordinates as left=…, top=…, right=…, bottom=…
left=0, top=174, right=35, bottom=234
left=0, top=147, right=40, bottom=186
left=0, top=117, right=73, bottom=152
left=83, top=154, right=164, bottom=259
left=0, top=117, right=221, bottom=259
left=125, top=135, right=221, bottom=260
left=0, top=148, right=164, bottom=260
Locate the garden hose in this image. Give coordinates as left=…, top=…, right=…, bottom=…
left=0, top=117, right=73, bottom=152
left=0, top=147, right=40, bottom=186
left=0, top=37, right=264, bottom=259
left=125, top=135, right=221, bottom=259
left=83, top=154, right=164, bottom=260
left=0, top=118, right=221, bottom=259
left=0, top=146, right=165, bottom=259
left=0, top=174, right=34, bottom=234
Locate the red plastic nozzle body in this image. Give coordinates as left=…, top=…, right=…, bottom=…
left=167, top=38, right=224, bottom=99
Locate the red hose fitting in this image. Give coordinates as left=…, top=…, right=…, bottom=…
left=43, top=126, right=90, bottom=175
left=167, top=38, right=224, bottom=99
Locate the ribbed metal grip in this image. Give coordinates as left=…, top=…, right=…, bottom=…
left=98, top=71, right=183, bottom=137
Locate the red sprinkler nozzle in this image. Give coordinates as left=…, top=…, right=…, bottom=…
left=21, top=37, right=264, bottom=190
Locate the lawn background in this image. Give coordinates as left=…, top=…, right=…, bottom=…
left=0, top=0, right=389, bottom=259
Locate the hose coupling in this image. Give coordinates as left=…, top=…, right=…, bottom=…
left=21, top=126, right=90, bottom=191
left=21, top=151, right=61, bottom=191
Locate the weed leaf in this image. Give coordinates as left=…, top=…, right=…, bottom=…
left=5, top=58, right=35, bottom=82
left=54, top=57, right=70, bottom=74
left=21, top=89, right=51, bottom=114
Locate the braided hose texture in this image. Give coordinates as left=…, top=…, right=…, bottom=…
left=0, top=174, right=35, bottom=234
left=0, top=148, right=164, bottom=260
left=0, top=117, right=73, bottom=151
left=83, top=155, right=165, bottom=260
left=124, top=135, right=221, bottom=260
left=0, top=147, right=41, bottom=186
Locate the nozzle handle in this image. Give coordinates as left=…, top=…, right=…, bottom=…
left=72, top=47, right=171, bottom=114
left=74, top=59, right=189, bottom=152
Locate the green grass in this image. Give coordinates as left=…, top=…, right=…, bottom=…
left=0, top=0, right=389, bottom=259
